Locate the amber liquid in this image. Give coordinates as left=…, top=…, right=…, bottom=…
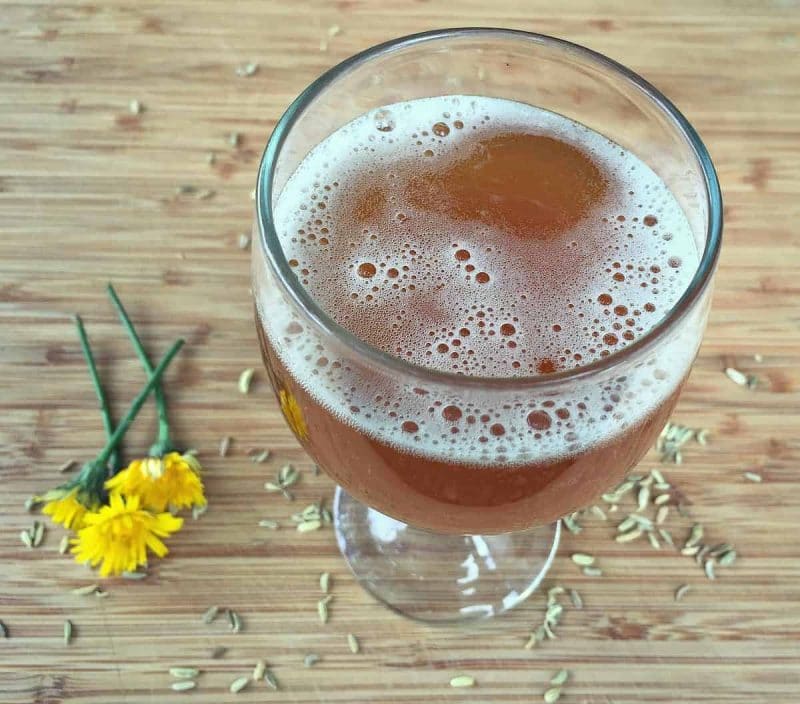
left=256, top=97, right=697, bottom=533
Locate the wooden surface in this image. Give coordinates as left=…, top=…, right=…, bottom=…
left=1, top=1, right=799, bottom=702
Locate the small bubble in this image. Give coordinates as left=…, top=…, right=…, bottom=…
left=357, top=262, right=377, bottom=278
left=668, top=256, right=682, bottom=268
left=455, top=249, right=471, bottom=261
left=643, top=215, right=658, bottom=226
left=527, top=410, right=552, bottom=430
left=598, top=293, right=613, bottom=305
left=500, top=323, right=516, bottom=336
left=442, top=405, right=462, bottom=422
left=475, top=272, right=490, bottom=284
left=453, top=120, right=464, bottom=129
left=490, top=423, right=505, bottom=437
left=423, top=149, right=434, bottom=157
left=373, top=109, right=395, bottom=132
left=432, top=122, right=450, bottom=137
left=401, top=420, right=418, bottom=433
left=603, top=333, right=619, bottom=345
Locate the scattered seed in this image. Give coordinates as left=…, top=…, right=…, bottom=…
left=696, top=428, right=710, bottom=445
left=177, top=184, right=197, bottom=195
left=0, top=620, right=7, bottom=638
left=648, top=531, right=661, bottom=550
left=253, top=660, right=266, bottom=681
left=654, top=482, right=672, bottom=491
left=449, top=675, right=475, bottom=688
left=562, top=513, right=582, bottom=534
left=654, top=493, right=671, bottom=506
left=170, top=667, right=199, bottom=679
left=264, top=481, right=282, bottom=492
left=347, top=633, right=360, bottom=654
left=550, top=669, right=569, bottom=686
left=24, top=496, right=41, bottom=512
left=617, top=515, right=638, bottom=533
left=95, top=590, right=109, bottom=599
left=235, top=62, right=259, bottom=77
left=674, top=584, right=691, bottom=601
left=63, top=620, right=73, bottom=645
left=121, top=570, right=148, bottom=580
left=637, top=486, right=650, bottom=511
left=656, top=506, right=670, bottom=525
left=211, top=646, right=228, bottom=659
left=547, top=586, right=565, bottom=602
left=250, top=188, right=256, bottom=201
left=58, top=459, right=77, bottom=473
left=704, top=559, right=716, bottom=580
left=250, top=449, right=271, bottom=463
left=228, top=609, right=242, bottom=633
left=71, top=584, right=99, bottom=596
left=320, top=572, right=331, bottom=593
left=743, top=471, right=762, bottom=483
left=229, top=131, right=241, bottom=148
left=59, top=535, right=70, bottom=554
left=659, top=528, right=675, bottom=547
left=206, top=151, right=216, bottom=165
left=681, top=545, right=700, bottom=556
left=686, top=523, right=704, bottom=548
left=258, top=519, right=279, bottom=529
left=171, top=680, right=196, bottom=692
left=202, top=605, right=219, bottom=624
left=695, top=545, right=711, bottom=564
left=298, top=520, right=322, bottom=533
left=196, top=188, right=215, bottom=201
left=718, top=549, right=737, bottom=567
left=317, top=597, right=330, bottom=624
left=238, top=233, right=251, bottom=250
left=570, top=553, right=595, bottom=566
left=32, top=520, right=45, bottom=547
left=650, top=468, right=666, bottom=484
left=229, top=676, right=250, bottom=693
left=544, top=686, right=562, bottom=703
left=569, top=589, right=583, bottom=609
left=192, top=503, right=208, bottom=520
left=20, top=530, right=33, bottom=548
left=304, top=653, right=320, bottom=667
left=724, top=367, right=749, bottom=386
left=524, top=633, right=539, bottom=649
left=219, top=436, right=231, bottom=457
left=264, top=670, right=279, bottom=689
left=582, top=566, right=603, bottom=577
left=591, top=505, right=607, bottom=520
left=129, top=99, right=142, bottom=115
left=616, top=528, right=643, bottom=543
left=238, top=368, right=255, bottom=394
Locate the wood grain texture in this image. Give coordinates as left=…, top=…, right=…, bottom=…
left=1, top=1, right=799, bottom=702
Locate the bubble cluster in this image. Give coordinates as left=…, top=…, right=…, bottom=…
left=257, top=96, right=701, bottom=466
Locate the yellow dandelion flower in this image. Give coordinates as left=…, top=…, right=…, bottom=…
left=279, top=388, right=308, bottom=441
left=104, top=452, right=206, bottom=513
left=41, top=488, right=97, bottom=531
left=71, top=493, right=183, bottom=577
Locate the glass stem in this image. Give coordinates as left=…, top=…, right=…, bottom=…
left=74, top=315, right=118, bottom=472
left=106, top=283, right=173, bottom=455
left=95, top=339, right=184, bottom=468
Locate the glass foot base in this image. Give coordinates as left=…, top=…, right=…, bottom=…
left=333, top=487, right=560, bottom=624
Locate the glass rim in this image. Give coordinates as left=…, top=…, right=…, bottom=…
left=256, top=27, right=723, bottom=391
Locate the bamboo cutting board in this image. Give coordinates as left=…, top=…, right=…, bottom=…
left=1, top=1, right=799, bottom=702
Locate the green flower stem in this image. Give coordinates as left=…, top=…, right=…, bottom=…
left=74, top=315, right=118, bottom=471
left=95, top=338, right=185, bottom=468
left=106, top=283, right=172, bottom=456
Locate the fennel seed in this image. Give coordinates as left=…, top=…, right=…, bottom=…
left=250, top=449, right=271, bottom=463
left=258, top=519, right=279, bottom=529
left=550, top=669, right=569, bottom=686
left=320, top=571, right=331, bottom=593
left=570, top=553, right=595, bottom=566
left=71, top=584, right=99, bottom=596
left=0, top=620, right=7, bottom=638
left=228, top=609, right=242, bottom=633
left=20, top=530, right=32, bottom=548
left=582, top=566, right=603, bottom=577
left=58, top=535, right=70, bottom=554
left=253, top=660, right=266, bottom=681
left=129, top=99, right=142, bottom=115
left=674, top=584, right=691, bottom=601
left=656, top=506, right=669, bottom=525
left=724, top=367, right=749, bottom=386
left=718, top=549, right=738, bottom=567
left=616, top=528, right=643, bottom=543
left=569, top=589, right=583, bottom=609
left=297, top=520, right=322, bottom=533
left=229, top=676, right=250, bottom=693
left=264, top=670, right=279, bottom=689
left=238, top=233, right=251, bottom=250
left=32, top=520, right=45, bottom=547
left=211, top=646, right=227, bottom=659
left=235, top=62, right=259, bottom=77
left=238, top=368, right=255, bottom=394
left=449, top=675, right=475, bottom=688
left=704, top=559, right=716, bottom=580
left=229, top=131, right=241, bottom=148
left=544, top=686, right=562, bottom=703
left=171, top=680, right=196, bottom=692
left=170, top=667, right=199, bottom=679
left=63, top=620, right=73, bottom=645
left=743, top=471, right=762, bottom=483
left=122, top=570, right=147, bottom=580
left=304, top=653, right=320, bottom=667
left=201, top=605, right=219, bottom=624
left=347, top=633, right=360, bottom=653
left=219, top=436, right=231, bottom=457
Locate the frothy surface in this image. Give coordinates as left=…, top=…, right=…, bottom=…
left=275, top=96, right=697, bottom=377
left=258, top=96, right=701, bottom=465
